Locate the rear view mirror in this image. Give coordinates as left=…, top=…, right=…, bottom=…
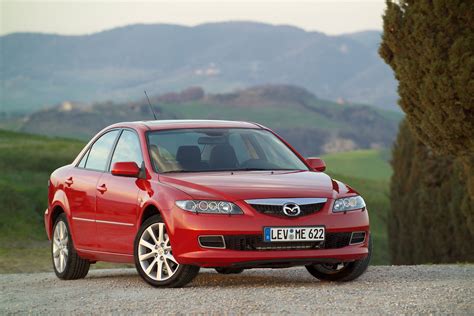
left=111, top=162, right=140, bottom=177
left=306, top=157, right=326, bottom=172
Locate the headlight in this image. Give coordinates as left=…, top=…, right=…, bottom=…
left=333, top=196, right=366, bottom=212
left=175, top=200, right=244, bottom=215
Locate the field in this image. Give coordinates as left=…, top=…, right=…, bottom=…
left=0, top=130, right=391, bottom=272
left=322, top=149, right=391, bottom=265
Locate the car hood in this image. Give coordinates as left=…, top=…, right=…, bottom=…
left=159, top=170, right=344, bottom=201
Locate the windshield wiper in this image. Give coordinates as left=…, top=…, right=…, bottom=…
left=161, top=170, right=200, bottom=173
left=226, top=168, right=305, bottom=172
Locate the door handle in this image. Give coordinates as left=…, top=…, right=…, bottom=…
left=97, top=183, right=107, bottom=194
left=65, top=177, right=73, bottom=186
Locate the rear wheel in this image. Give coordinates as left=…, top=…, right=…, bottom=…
left=52, top=213, right=90, bottom=279
left=306, top=236, right=372, bottom=282
left=134, top=215, right=200, bottom=288
left=215, top=267, right=244, bottom=274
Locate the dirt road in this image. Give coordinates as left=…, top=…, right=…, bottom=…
left=1, top=265, right=472, bottom=314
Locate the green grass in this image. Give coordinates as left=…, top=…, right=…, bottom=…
left=0, top=129, right=392, bottom=272
left=322, top=149, right=392, bottom=265
left=0, top=130, right=85, bottom=244
left=322, top=149, right=392, bottom=181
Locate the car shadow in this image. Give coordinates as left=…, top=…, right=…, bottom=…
left=191, top=270, right=318, bottom=288
left=84, top=268, right=324, bottom=288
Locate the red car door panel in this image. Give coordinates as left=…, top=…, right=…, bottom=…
left=95, top=174, right=140, bottom=254
left=67, top=129, right=121, bottom=251
left=64, top=168, right=100, bottom=250
left=95, top=129, right=143, bottom=254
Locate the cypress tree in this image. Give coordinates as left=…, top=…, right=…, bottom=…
left=380, top=0, right=474, bottom=263
left=390, top=121, right=473, bottom=264
left=379, top=0, right=474, bottom=196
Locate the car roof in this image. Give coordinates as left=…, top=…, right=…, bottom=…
left=108, top=119, right=264, bottom=131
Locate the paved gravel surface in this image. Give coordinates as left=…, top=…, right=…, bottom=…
left=1, top=265, right=472, bottom=314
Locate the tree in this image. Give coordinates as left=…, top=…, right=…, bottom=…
left=390, top=121, right=473, bottom=264
left=379, top=0, right=474, bottom=196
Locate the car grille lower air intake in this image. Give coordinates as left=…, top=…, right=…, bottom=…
left=245, top=198, right=327, bottom=217
left=225, top=232, right=355, bottom=251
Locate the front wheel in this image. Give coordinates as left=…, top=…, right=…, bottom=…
left=134, top=215, right=200, bottom=288
left=306, top=235, right=372, bottom=282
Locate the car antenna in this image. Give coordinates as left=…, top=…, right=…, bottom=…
left=144, top=90, right=158, bottom=120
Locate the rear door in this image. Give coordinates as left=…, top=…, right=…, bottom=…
left=95, top=129, right=144, bottom=254
left=67, top=130, right=120, bottom=250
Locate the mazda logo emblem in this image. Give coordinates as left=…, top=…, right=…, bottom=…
left=282, top=203, right=301, bottom=216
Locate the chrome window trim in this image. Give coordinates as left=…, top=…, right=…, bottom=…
left=244, top=198, right=328, bottom=206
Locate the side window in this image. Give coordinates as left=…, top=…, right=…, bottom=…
left=110, top=130, right=143, bottom=168
left=77, top=148, right=90, bottom=168
left=85, top=130, right=120, bottom=171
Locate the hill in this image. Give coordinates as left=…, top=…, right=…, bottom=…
left=0, top=129, right=390, bottom=272
left=21, top=85, right=402, bottom=156
left=0, top=22, right=398, bottom=114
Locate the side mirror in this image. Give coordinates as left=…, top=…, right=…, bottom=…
left=306, top=157, right=326, bottom=172
left=111, top=162, right=140, bottom=177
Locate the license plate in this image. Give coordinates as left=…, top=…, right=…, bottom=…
left=263, top=226, right=325, bottom=242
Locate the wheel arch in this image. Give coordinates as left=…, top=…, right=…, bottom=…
left=139, top=202, right=163, bottom=226
left=47, top=200, right=70, bottom=238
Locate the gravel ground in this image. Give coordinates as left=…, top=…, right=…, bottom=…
left=1, top=265, right=473, bottom=314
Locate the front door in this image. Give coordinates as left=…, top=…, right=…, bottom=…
left=68, top=129, right=121, bottom=250
left=95, top=129, right=143, bottom=254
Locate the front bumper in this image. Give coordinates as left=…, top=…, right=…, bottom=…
left=167, top=201, right=370, bottom=268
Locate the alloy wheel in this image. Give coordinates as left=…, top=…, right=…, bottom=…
left=53, top=221, right=69, bottom=273
left=138, top=223, right=179, bottom=281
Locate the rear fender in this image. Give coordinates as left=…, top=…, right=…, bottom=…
left=46, top=190, right=71, bottom=238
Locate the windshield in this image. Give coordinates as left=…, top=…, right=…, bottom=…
left=147, top=128, right=308, bottom=173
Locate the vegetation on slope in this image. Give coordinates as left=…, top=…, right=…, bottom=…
left=21, top=85, right=402, bottom=157
left=322, top=149, right=391, bottom=265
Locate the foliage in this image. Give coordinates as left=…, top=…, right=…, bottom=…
left=379, top=0, right=474, bottom=196
left=389, top=121, right=473, bottom=264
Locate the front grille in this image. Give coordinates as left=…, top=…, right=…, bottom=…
left=249, top=203, right=325, bottom=217
left=224, top=232, right=351, bottom=251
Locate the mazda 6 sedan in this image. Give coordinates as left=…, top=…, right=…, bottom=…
left=45, top=120, right=371, bottom=287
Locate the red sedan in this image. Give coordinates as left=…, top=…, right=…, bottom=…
left=44, top=120, right=371, bottom=287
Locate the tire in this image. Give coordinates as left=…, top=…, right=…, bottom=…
left=306, top=235, right=372, bottom=282
left=215, top=267, right=244, bottom=274
left=134, top=215, right=200, bottom=288
left=52, top=213, right=90, bottom=280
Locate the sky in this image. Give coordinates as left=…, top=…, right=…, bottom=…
left=1, top=0, right=386, bottom=36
